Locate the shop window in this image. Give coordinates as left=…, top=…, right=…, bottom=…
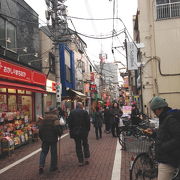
left=8, top=95, right=17, bottom=112
left=0, top=17, right=16, bottom=50
left=6, top=21, right=16, bottom=50
left=26, top=91, right=32, bottom=95
left=18, top=96, right=32, bottom=121
left=18, top=90, right=25, bottom=94
left=0, top=94, right=7, bottom=112
left=0, top=88, right=6, bottom=93
left=8, top=89, right=16, bottom=93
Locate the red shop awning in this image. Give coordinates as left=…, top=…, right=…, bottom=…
left=0, top=81, right=46, bottom=93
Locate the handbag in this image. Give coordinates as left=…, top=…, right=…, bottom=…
left=59, top=117, right=66, bottom=126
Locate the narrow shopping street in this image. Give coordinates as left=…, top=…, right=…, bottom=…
left=0, top=128, right=122, bottom=180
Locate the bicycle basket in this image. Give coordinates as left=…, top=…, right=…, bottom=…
left=124, top=136, right=150, bottom=153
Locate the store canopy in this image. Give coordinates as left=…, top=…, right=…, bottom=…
left=0, top=81, right=46, bottom=93
left=68, top=89, right=86, bottom=98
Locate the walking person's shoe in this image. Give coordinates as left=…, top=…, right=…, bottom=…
left=84, top=158, right=89, bottom=165
left=78, top=162, right=84, bottom=167
left=49, top=167, right=58, bottom=172
left=39, top=167, right=44, bottom=175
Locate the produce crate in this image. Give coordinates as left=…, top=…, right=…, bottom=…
left=1, top=137, right=14, bottom=156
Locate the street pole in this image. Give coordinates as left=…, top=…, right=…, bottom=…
left=45, top=0, right=68, bottom=108
left=54, top=0, right=61, bottom=107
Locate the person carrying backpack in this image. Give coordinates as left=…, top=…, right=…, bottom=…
left=150, top=96, right=180, bottom=180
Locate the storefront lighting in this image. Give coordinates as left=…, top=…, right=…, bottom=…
left=18, top=52, right=39, bottom=61
left=28, top=58, right=48, bottom=65
left=0, top=37, right=11, bottom=43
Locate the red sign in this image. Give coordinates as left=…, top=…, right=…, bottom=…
left=90, top=72, right=95, bottom=82
left=90, top=84, right=97, bottom=93
left=0, top=59, right=46, bottom=86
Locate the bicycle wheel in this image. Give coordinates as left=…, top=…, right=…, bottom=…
left=118, top=128, right=126, bottom=150
left=130, top=153, right=157, bottom=180
left=173, top=168, right=180, bottom=180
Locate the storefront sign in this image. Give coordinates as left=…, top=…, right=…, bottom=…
left=84, top=83, right=90, bottom=93
left=122, top=106, right=132, bottom=115
left=90, top=72, right=95, bottom=82
left=0, top=58, right=46, bottom=86
left=46, top=79, right=56, bottom=93
left=90, top=84, right=97, bottom=93
left=127, top=42, right=138, bottom=70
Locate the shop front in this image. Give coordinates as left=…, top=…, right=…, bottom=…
left=0, top=58, right=46, bottom=155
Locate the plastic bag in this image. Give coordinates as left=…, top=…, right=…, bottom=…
left=59, top=117, right=65, bottom=126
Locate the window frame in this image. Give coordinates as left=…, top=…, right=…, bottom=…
left=0, top=16, right=17, bottom=50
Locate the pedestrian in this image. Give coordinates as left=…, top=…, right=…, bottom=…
left=68, top=102, right=91, bottom=166
left=110, top=102, right=123, bottom=137
left=131, top=104, right=140, bottom=125
left=103, top=106, right=111, bottom=133
left=38, top=106, right=63, bottom=174
left=93, top=106, right=103, bottom=140
left=150, top=96, right=180, bottom=180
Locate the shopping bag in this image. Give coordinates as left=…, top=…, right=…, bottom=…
left=59, top=117, right=65, bottom=126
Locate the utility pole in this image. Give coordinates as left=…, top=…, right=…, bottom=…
left=45, top=0, right=68, bottom=107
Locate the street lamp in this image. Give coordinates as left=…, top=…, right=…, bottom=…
left=11, top=47, right=27, bottom=53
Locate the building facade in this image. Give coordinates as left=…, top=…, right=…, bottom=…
left=0, top=0, right=46, bottom=122
left=134, top=0, right=180, bottom=115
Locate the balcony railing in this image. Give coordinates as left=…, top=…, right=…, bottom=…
left=156, top=2, right=180, bottom=20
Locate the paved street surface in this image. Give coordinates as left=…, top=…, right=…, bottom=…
left=0, top=128, right=121, bottom=180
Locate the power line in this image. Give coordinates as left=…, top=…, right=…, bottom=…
left=67, top=16, right=137, bottom=48
left=112, top=0, right=116, bottom=48
left=75, top=29, right=125, bottom=39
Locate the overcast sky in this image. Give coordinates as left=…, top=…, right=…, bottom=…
left=25, top=0, right=137, bottom=67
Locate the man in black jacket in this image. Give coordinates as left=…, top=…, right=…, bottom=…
left=150, top=96, right=180, bottom=180
left=68, top=102, right=90, bottom=166
left=38, top=107, right=62, bottom=174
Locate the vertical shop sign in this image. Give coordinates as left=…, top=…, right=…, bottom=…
left=127, top=42, right=138, bottom=70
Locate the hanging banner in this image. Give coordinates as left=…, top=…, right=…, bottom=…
left=127, top=42, right=138, bottom=70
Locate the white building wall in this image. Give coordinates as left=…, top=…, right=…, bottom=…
left=138, top=0, right=180, bottom=112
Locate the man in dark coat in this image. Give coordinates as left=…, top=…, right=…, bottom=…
left=131, top=104, right=140, bottom=125
left=150, top=96, right=180, bottom=180
left=38, top=107, right=62, bottom=174
left=93, top=106, right=103, bottom=139
left=103, top=106, right=111, bottom=133
left=68, top=102, right=90, bottom=166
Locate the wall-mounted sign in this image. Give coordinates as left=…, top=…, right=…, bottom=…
left=46, top=79, right=56, bottom=93
left=127, top=42, right=138, bottom=70
left=0, top=58, right=46, bottom=86
left=84, top=83, right=90, bottom=93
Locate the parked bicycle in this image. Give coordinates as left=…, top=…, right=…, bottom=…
left=118, top=114, right=151, bottom=150
left=130, top=134, right=179, bottom=180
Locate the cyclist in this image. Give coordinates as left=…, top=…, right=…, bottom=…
left=150, top=96, right=180, bottom=180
